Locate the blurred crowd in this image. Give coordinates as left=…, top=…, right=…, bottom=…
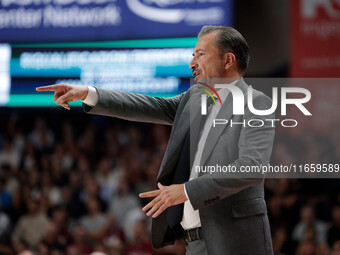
left=0, top=109, right=339, bottom=255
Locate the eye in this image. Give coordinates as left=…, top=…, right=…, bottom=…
left=192, top=52, right=204, bottom=57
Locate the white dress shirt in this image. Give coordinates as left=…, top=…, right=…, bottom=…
left=181, top=80, right=237, bottom=230
left=82, top=81, right=238, bottom=230
left=82, top=86, right=98, bottom=106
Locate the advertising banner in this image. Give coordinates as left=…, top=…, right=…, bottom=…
left=291, top=0, right=340, bottom=77
left=0, top=0, right=233, bottom=42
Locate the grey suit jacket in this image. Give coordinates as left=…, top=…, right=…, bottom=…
left=83, top=78, right=275, bottom=255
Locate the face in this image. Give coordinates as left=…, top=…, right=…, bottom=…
left=190, top=32, right=226, bottom=82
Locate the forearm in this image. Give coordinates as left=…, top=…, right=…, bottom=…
left=83, top=87, right=184, bottom=125
left=186, top=94, right=275, bottom=210
left=185, top=149, right=271, bottom=210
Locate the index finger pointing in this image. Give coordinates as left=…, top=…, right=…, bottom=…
left=36, top=85, right=59, bottom=92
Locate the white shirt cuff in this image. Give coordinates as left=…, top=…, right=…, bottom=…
left=184, top=183, right=189, bottom=201
left=82, top=86, right=98, bottom=106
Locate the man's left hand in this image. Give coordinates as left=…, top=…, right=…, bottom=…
left=139, top=183, right=188, bottom=218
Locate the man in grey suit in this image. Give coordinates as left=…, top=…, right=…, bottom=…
left=37, top=26, right=275, bottom=254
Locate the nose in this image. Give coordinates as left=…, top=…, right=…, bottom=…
left=189, top=57, right=197, bottom=70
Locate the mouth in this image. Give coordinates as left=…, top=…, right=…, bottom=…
left=192, top=71, right=201, bottom=78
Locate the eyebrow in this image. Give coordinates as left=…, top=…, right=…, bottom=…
left=192, top=48, right=204, bottom=55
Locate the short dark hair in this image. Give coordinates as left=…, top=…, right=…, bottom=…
left=198, top=25, right=250, bottom=74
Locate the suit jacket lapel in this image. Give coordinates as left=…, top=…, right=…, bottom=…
left=156, top=87, right=201, bottom=182
left=200, top=79, right=248, bottom=168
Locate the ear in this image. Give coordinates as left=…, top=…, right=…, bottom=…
left=223, top=52, right=236, bottom=70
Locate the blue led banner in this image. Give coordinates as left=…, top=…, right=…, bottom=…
left=0, top=0, right=233, bottom=43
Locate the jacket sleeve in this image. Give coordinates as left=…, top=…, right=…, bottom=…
left=83, top=87, right=185, bottom=125
left=185, top=92, right=275, bottom=210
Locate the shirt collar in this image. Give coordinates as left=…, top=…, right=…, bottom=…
left=214, top=79, right=239, bottom=103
